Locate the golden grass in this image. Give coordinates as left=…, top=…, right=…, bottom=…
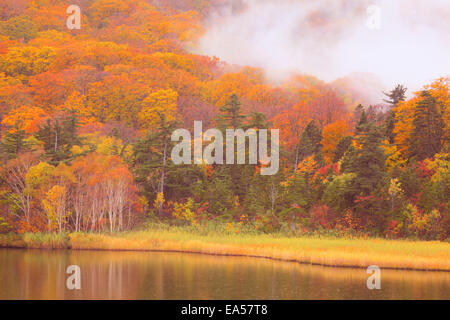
left=2, top=229, right=449, bottom=271
left=0, top=233, right=69, bottom=249
left=68, top=230, right=450, bottom=271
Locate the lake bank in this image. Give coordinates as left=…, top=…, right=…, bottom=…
left=1, top=230, right=449, bottom=272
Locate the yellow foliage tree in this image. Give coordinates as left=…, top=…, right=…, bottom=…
left=138, top=88, right=179, bottom=130
left=321, top=120, right=350, bottom=163
left=172, top=198, right=195, bottom=224
left=0, top=46, right=56, bottom=79
left=393, top=98, right=417, bottom=157
left=42, top=185, right=69, bottom=233
left=382, top=140, right=407, bottom=172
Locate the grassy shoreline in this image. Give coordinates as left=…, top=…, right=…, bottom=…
left=1, top=230, right=449, bottom=272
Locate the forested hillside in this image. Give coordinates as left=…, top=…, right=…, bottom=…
left=0, top=0, right=448, bottom=240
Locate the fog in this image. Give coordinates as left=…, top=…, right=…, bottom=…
left=196, top=0, right=450, bottom=98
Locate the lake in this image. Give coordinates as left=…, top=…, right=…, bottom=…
left=0, top=248, right=449, bottom=299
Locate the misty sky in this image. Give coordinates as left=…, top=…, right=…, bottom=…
left=196, top=0, right=450, bottom=93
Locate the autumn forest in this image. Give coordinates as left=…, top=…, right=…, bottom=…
left=0, top=0, right=449, bottom=245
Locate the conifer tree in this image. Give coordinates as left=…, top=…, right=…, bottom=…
left=214, top=94, right=255, bottom=208
left=355, top=104, right=369, bottom=135
left=333, top=136, right=353, bottom=163
left=383, top=85, right=407, bottom=144
left=383, top=85, right=407, bottom=106
left=216, top=94, right=246, bottom=130
left=1, top=121, right=28, bottom=159
left=35, top=114, right=81, bottom=165
left=246, top=111, right=268, bottom=130
left=409, top=91, right=444, bottom=160
left=132, top=120, right=179, bottom=217
left=342, top=124, right=387, bottom=197
left=296, top=120, right=323, bottom=166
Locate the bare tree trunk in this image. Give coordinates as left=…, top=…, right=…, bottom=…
left=158, top=138, right=167, bottom=217
left=54, top=125, right=58, bottom=152
left=269, top=179, right=278, bottom=215
left=292, top=145, right=299, bottom=232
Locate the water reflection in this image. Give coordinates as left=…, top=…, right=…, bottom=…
left=0, top=249, right=449, bottom=299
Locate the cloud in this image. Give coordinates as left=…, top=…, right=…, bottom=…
left=195, top=0, right=450, bottom=92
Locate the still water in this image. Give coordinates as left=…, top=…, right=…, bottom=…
left=0, top=248, right=449, bottom=299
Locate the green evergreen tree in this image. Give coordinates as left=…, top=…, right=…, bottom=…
left=35, top=114, right=81, bottom=165
left=213, top=94, right=258, bottom=209
left=383, top=85, right=407, bottom=144
left=341, top=124, right=389, bottom=228
left=355, top=105, right=369, bottom=135
left=333, top=135, right=353, bottom=163
left=384, top=111, right=396, bottom=144
left=297, top=120, right=323, bottom=164
left=246, top=111, right=268, bottom=130
left=1, top=121, right=29, bottom=159
left=409, top=90, right=444, bottom=160
left=132, top=117, right=179, bottom=216
left=383, top=84, right=407, bottom=106
left=342, top=124, right=387, bottom=197
left=61, top=111, right=82, bottom=151
left=216, top=94, right=246, bottom=130
left=203, top=168, right=235, bottom=218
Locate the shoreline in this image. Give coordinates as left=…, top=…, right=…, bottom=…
left=7, top=246, right=450, bottom=273
left=1, top=231, right=449, bottom=272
